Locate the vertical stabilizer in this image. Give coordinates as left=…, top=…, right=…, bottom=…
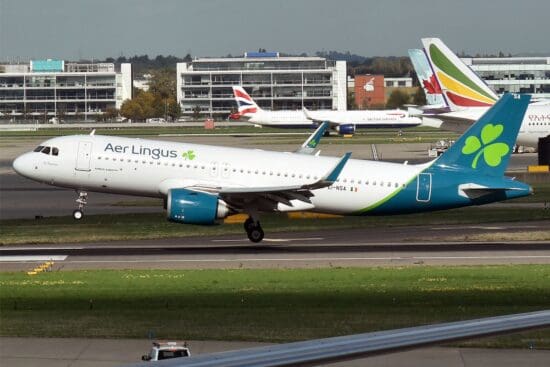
left=435, top=94, right=530, bottom=176
left=232, top=86, right=262, bottom=115
left=408, top=49, right=446, bottom=108
left=422, top=38, right=498, bottom=109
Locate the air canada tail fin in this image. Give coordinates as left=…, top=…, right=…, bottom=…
left=434, top=94, right=530, bottom=177
left=232, top=86, right=262, bottom=115
left=421, top=38, right=498, bottom=109
left=408, top=49, right=447, bottom=108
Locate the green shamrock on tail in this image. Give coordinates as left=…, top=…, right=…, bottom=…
left=182, top=150, right=196, bottom=160
left=461, top=124, right=509, bottom=169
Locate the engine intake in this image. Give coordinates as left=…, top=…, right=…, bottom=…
left=167, top=188, right=229, bottom=225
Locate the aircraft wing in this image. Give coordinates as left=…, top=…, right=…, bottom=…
left=125, top=310, right=550, bottom=367
left=161, top=153, right=351, bottom=209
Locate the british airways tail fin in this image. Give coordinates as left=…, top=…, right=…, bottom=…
left=421, top=38, right=498, bottom=110
left=435, top=94, right=530, bottom=177
left=232, top=86, right=262, bottom=115
left=408, top=49, right=447, bottom=108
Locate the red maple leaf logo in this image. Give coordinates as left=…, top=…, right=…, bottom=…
left=422, top=74, right=442, bottom=94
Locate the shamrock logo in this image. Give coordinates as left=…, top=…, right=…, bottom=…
left=461, top=124, right=509, bottom=169
left=182, top=150, right=196, bottom=160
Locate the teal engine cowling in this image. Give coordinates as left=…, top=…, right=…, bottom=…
left=167, top=188, right=230, bottom=224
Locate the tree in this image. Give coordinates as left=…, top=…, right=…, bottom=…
left=192, top=105, right=202, bottom=120
left=412, top=87, right=427, bottom=106
left=386, top=90, right=410, bottom=109
left=104, top=106, right=119, bottom=122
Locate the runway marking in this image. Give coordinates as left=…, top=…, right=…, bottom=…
left=212, top=237, right=323, bottom=243
left=0, top=255, right=67, bottom=262
left=0, top=246, right=84, bottom=251
left=57, top=255, right=550, bottom=264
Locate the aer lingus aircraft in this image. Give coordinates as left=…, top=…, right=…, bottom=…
left=13, top=94, right=531, bottom=243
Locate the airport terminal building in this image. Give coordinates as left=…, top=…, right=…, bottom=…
left=176, top=52, right=347, bottom=117
left=462, top=56, right=550, bottom=99
left=0, top=60, right=132, bottom=121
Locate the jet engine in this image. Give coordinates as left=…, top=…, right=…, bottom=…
left=167, top=188, right=230, bottom=224
left=336, top=124, right=356, bottom=135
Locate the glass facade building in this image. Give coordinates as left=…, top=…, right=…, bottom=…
left=0, top=61, right=132, bottom=121
left=177, top=53, right=347, bottom=117
left=462, top=57, right=550, bottom=99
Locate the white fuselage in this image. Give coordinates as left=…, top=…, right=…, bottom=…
left=14, top=135, right=426, bottom=215
left=243, top=109, right=422, bottom=128
left=428, top=105, right=550, bottom=147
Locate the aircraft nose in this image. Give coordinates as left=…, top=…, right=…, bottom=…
left=12, top=153, right=33, bottom=178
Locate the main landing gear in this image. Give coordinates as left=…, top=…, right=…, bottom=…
left=73, top=191, right=88, bottom=220
left=244, top=216, right=264, bottom=243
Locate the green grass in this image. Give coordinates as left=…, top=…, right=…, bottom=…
left=0, top=266, right=549, bottom=348
left=1, top=206, right=549, bottom=245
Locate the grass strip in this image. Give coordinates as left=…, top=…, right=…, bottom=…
left=0, top=266, right=549, bottom=348
left=1, top=207, right=549, bottom=245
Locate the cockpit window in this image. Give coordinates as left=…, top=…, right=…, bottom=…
left=52, top=147, right=59, bottom=156
left=41, top=146, right=51, bottom=155
left=34, top=145, right=44, bottom=152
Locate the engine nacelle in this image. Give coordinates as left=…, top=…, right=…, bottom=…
left=167, top=188, right=230, bottom=225
left=336, top=124, right=356, bottom=135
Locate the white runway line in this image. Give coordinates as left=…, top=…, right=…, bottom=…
left=0, top=255, right=67, bottom=262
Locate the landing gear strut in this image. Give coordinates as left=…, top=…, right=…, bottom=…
left=244, top=216, right=264, bottom=243
left=73, top=191, right=88, bottom=220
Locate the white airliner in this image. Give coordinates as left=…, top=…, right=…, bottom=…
left=413, top=38, right=550, bottom=147
left=13, top=94, right=532, bottom=243
left=231, top=86, right=422, bottom=135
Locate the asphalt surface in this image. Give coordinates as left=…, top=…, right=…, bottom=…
left=2, top=222, right=549, bottom=270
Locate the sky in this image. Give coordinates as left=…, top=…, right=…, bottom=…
left=1, top=0, right=549, bottom=61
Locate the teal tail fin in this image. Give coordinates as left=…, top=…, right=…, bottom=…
left=434, top=94, right=530, bottom=176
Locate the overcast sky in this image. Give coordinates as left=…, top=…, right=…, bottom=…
left=1, top=0, right=548, bottom=61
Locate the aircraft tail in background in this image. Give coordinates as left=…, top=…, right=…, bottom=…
left=408, top=49, right=447, bottom=108
left=421, top=38, right=498, bottom=110
left=232, top=86, right=263, bottom=116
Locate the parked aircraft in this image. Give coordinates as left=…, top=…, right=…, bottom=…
left=410, top=38, right=550, bottom=147
left=13, top=94, right=531, bottom=243
left=231, top=86, right=421, bottom=135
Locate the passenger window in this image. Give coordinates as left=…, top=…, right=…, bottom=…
left=52, top=147, right=59, bottom=156
left=41, top=146, right=51, bottom=155
left=34, top=145, right=44, bottom=152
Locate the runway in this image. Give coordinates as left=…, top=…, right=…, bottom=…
left=2, top=222, right=549, bottom=270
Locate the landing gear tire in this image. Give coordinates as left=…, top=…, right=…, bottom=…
left=244, top=217, right=255, bottom=232
left=73, top=209, right=83, bottom=220
left=247, top=225, right=264, bottom=243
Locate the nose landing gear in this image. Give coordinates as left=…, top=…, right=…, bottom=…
left=244, top=216, right=264, bottom=243
left=73, top=191, right=88, bottom=220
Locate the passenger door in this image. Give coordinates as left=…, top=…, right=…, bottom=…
left=416, top=173, right=432, bottom=202
left=75, top=141, right=92, bottom=171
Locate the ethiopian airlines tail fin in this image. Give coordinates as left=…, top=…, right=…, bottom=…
left=434, top=94, right=530, bottom=177
left=421, top=38, right=498, bottom=110
left=408, top=49, right=447, bottom=108
left=232, top=86, right=263, bottom=115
